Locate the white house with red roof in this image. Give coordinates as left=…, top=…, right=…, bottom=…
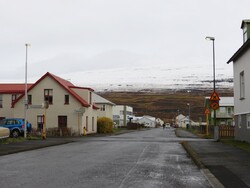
left=10, top=72, right=99, bottom=135
left=0, top=84, right=32, bottom=120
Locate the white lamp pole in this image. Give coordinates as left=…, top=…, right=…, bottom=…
left=206, top=36, right=217, bottom=127
left=24, top=43, right=30, bottom=138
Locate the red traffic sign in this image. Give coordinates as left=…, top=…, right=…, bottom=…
left=210, top=91, right=220, bottom=101
left=210, top=101, right=219, bottom=110
left=204, top=108, right=210, bottom=114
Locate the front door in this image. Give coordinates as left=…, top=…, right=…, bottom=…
left=58, top=116, right=67, bottom=129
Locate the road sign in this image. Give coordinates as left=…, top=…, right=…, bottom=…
left=204, top=108, right=210, bottom=114
left=210, top=91, right=220, bottom=101
left=210, top=101, right=219, bottom=110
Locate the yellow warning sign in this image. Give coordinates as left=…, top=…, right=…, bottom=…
left=210, top=91, right=220, bottom=101
left=204, top=108, right=210, bottom=114
left=210, top=101, right=220, bottom=110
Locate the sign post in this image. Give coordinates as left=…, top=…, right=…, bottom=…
left=204, top=108, right=210, bottom=136
left=209, top=91, right=220, bottom=127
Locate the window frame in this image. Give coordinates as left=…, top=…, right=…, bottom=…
left=240, top=71, right=245, bottom=100
left=28, top=95, right=32, bottom=105
left=247, top=114, right=250, bottom=129
left=0, top=94, right=3, bottom=108
left=44, top=89, right=53, bottom=104
left=92, top=117, right=94, bottom=131
left=64, top=95, right=69, bottom=105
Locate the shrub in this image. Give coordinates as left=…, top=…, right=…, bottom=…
left=127, top=122, right=142, bottom=130
left=97, top=117, right=113, bottom=133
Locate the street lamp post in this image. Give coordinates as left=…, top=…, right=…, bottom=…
left=24, top=43, right=30, bottom=138
left=187, top=103, right=191, bottom=129
left=206, top=36, right=216, bottom=127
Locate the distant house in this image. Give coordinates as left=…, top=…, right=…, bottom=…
left=227, top=19, right=250, bottom=142
left=156, top=118, right=164, bottom=126
left=136, top=115, right=156, bottom=128
left=113, top=105, right=133, bottom=127
left=204, top=97, right=234, bottom=126
left=92, top=93, right=115, bottom=120
left=175, top=114, right=199, bottom=128
left=12, top=72, right=99, bottom=135
left=0, top=84, right=32, bottom=120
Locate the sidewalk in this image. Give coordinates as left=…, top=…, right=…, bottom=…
left=0, top=138, right=74, bottom=156
left=177, top=129, right=250, bottom=188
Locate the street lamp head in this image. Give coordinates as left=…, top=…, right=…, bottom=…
left=205, top=36, right=215, bottom=41
left=25, top=43, right=31, bottom=47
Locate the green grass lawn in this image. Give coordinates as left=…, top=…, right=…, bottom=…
left=1, top=136, right=41, bottom=144
left=221, top=139, right=250, bottom=152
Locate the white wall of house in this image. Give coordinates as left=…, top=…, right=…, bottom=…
left=137, top=116, right=156, bottom=128
left=113, top=105, right=133, bottom=127
left=233, top=49, right=250, bottom=114
left=96, top=104, right=113, bottom=120
left=13, top=76, right=97, bottom=135
left=233, top=48, right=250, bottom=142
left=0, top=94, right=17, bottom=118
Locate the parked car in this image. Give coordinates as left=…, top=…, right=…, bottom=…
left=165, top=123, right=171, bottom=128
left=0, top=127, right=10, bottom=139
left=0, top=118, right=32, bottom=138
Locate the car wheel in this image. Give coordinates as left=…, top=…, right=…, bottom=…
left=11, top=130, right=20, bottom=138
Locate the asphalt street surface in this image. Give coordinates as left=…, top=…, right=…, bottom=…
left=0, top=128, right=212, bottom=188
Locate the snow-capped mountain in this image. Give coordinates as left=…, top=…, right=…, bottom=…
left=60, top=63, right=233, bottom=92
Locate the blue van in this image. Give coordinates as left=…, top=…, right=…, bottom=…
left=0, top=118, right=32, bottom=137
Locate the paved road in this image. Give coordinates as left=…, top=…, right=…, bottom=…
left=0, top=128, right=211, bottom=188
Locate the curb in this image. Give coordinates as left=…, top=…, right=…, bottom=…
left=181, top=141, right=224, bottom=188
left=181, top=141, right=205, bottom=169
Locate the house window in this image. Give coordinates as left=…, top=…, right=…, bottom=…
left=86, top=116, right=88, bottom=131
left=219, top=107, right=226, bottom=113
left=247, top=114, right=250, bottom=129
left=44, top=89, right=53, bottom=104
left=240, top=71, right=245, bottom=99
left=12, top=94, right=17, bottom=105
left=37, top=115, right=44, bottom=131
left=227, top=107, right=232, bottom=116
left=92, top=117, right=94, bottom=131
left=28, top=95, right=32, bottom=105
left=89, top=92, right=92, bottom=104
left=0, top=94, right=2, bottom=108
left=65, top=95, right=69, bottom=104
left=101, top=104, right=106, bottom=111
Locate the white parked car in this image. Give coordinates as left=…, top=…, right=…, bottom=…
left=165, top=123, right=171, bottom=128
left=0, top=127, right=10, bottom=139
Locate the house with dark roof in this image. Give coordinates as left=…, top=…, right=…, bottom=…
left=11, top=72, right=99, bottom=136
left=0, top=83, right=32, bottom=119
left=227, top=19, right=250, bottom=142
left=92, top=92, right=115, bottom=120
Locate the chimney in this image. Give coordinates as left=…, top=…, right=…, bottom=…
left=241, top=19, right=250, bottom=43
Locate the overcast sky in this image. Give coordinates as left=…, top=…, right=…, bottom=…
left=1, top=0, right=249, bottom=83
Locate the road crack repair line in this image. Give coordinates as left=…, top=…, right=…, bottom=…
left=118, top=145, right=149, bottom=188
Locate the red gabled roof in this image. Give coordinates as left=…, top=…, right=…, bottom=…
left=0, top=84, right=33, bottom=94
left=13, top=72, right=93, bottom=108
